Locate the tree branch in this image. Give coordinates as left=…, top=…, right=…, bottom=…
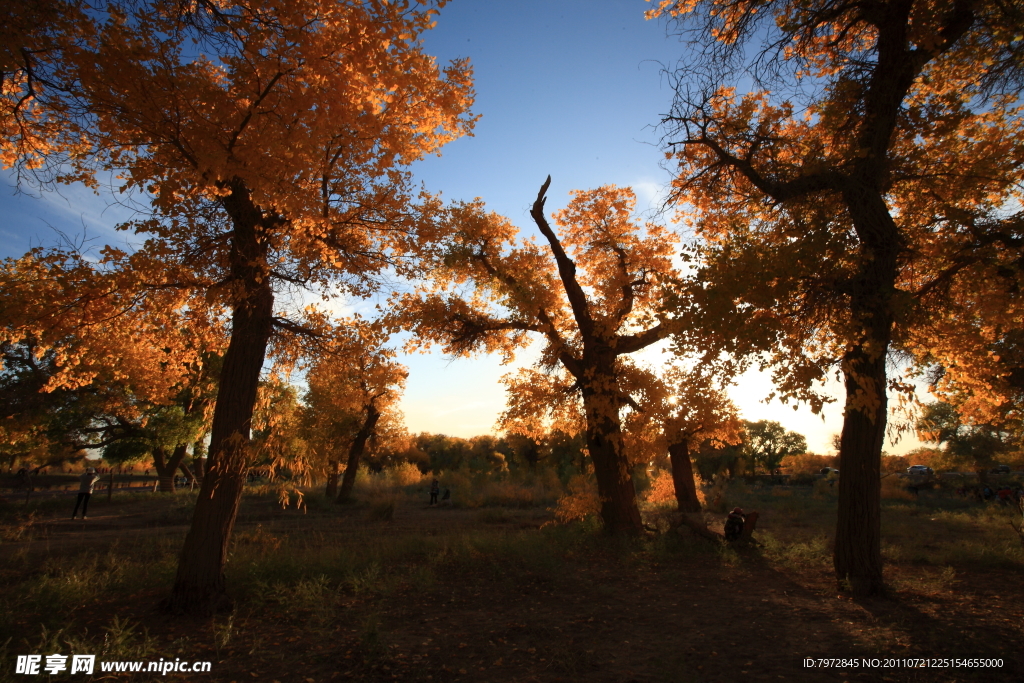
left=530, top=176, right=595, bottom=339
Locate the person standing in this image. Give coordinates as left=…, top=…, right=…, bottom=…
left=71, top=467, right=101, bottom=519
left=429, top=478, right=440, bottom=506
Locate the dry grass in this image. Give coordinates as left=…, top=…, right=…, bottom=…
left=2, top=479, right=1022, bottom=682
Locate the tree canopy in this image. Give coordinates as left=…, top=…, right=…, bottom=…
left=651, top=0, right=1024, bottom=595
left=396, top=179, right=684, bottom=533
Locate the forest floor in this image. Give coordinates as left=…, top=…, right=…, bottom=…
left=1, top=481, right=1022, bottom=683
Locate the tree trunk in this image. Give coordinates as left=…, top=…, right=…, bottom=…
left=167, top=180, right=275, bottom=615
left=179, top=461, right=197, bottom=486
left=325, top=459, right=341, bottom=499
left=833, top=185, right=897, bottom=597
left=153, top=444, right=189, bottom=493
left=337, top=405, right=381, bottom=503
left=193, top=439, right=207, bottom=482
left=152, top=447, right=173, bottom=493
left=583, top=390, right=643, bottom=535
left=834, top=345, right=886, bottom=596
left=668, top=440, right=702, bottom=514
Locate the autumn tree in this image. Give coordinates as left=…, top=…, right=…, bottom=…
left=248, top=378, right=312, bottom=483
left=397, top=179, right=681, bottom=534
left=650, top=0, right=1024, bottom=594
left=0, top=340, right=96, bottom=472
left=742, top=420, right=807, bottom=477
left=915, top=400, right=1015, bottom=475
left=644, top=368, right=741, bottom=515
left=0, top=246, right=224, bottom=476
left=301, top=319, right=406, bottom=502
left=2, top=0, right=475, bottom=613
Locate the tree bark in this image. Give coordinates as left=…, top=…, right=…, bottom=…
left=834, top=344, right=886, bottom=596
left=167, top=180, right=275, bottom=615
left=337, top=405, right=381, bottom=503
left=153, top=444, right=189, bottom=492
left=582, top=389, right=643, bottom=535
left=833, top=184, right=898, bottom=597
left=668, top=440, right=703, bottom=514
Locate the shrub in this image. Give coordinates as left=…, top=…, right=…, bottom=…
left=644, top=468, right=676, bottom=506
left=430, top=466, right=563, bottom=508
left=553, top=474, right=601, bottom=523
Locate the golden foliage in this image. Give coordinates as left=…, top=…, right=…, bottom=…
left=653, top=0, right=1024, bottom=421
left=553, top=474, right=602, bottom=523
left=296, top=318, right=407, bottom=481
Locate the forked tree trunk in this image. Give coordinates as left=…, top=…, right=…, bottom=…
left=153, top=444, right=190, bottom=493
left=337, top=405, right=381, bottom=503
left=583, top=390, right=643, bottom=535
left=668, top=440, right=703, bottom=514
left=167, top=181, right=275, bottom=615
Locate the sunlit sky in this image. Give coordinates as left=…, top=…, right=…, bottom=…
left=0, top=0, right=927, bottom=454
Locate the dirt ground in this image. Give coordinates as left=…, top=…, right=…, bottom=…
left=3, top=494, right=1023, bottom=683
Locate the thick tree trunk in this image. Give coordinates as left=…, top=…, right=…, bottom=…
left=835, top=344, right=886, bottom=596
left=337, top=406, right=381, bottom=503
left=167, top=180, right=275, bottom=615
left=583, top=391, right=643, bottom=535
left=153, top=444, right=189, bottom=492
left=833, top=185, right=898, bottom=597
left=668, top=440, right=703, bottom=514
left=152, top=447, right=173, bottom=493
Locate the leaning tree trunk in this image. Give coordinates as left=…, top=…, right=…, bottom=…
left=153, top=444, right=189, bottom=492
left=167, top=182, right=275, bottom=615
left=833, top=186, right=898, bottom=597
left=337, top=405, right=381, bottom=503
left=179, top=461, right=197, bottom=486
left=668, top=440, right=703, bottom=514
left=582, top=389, right=644, bottom=535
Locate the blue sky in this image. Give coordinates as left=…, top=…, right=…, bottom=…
left=0, top=0, right=927, bottom=455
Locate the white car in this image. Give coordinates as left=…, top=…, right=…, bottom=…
left=906, top=465, right=934, bottom=475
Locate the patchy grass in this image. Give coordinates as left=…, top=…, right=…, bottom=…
left=0, top=483, right=1021, bottom=682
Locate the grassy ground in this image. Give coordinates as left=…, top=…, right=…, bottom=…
left=1, top=477, right=1022, bottom=682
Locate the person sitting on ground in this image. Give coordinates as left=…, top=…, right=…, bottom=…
left=71, top=467, right=101, bottom=520
left=441, top=487, right=451, bottom=503
left=724, top=507, right=745, bottom=541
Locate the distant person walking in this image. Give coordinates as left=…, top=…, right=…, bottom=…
left=429, top=478, right=440, bottom=505
left=71, top=467, right=101, bottom=519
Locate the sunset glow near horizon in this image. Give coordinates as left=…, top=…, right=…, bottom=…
left=0, top=0, right=928, bottom=455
